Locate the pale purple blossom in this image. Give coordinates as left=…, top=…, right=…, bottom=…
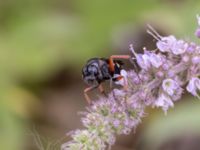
left=62, top=16, right=200, bottom=150
left=162, top=78, right=179, bottom=96
left=136, top=53, right=151, bottom=70
left=186, top=77, right=200, bottom=98
left=187, top=42, right=196, bottom=53
left=192, top=56, right=200, bottom=64
left=162, top=63, right=170, bottom=71
left=171, top=87, right=183, bottom=101
left=171, top=40, right=188, bottom=55
left=182, top=55, right=190, bottom=63
left=131, top=48, right=164, bottom=70
left=156, top=35, right=176, bottom=52
left=154, top=93, right=174, bottom=115
left=130, top=45, right=151, bottom=70
left=156, top=71, right=164, bottom=78
left=145, top=51, right=164, bottom=68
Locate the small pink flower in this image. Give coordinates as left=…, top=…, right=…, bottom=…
left=113, top=119, right=120, bottom=128
left=156, top=35, right=176, bottom=52
left=171, top=40, right=187, bottom=55
left=187, top=42, right=196, bottom=53
left=182, top=55, right=190, bottom=62
left=113, top=89, right=126, bottom=98
left=136, top=54, right=151, bottom=70
left=130, top=44, right=151, bottom=70
left=186, top=77, right=200, bottom=98
left=192, top=56, right=200, bottom=64
left=162, top=78, right=179, bottom=96
left=154, top=93, right=174, bottom=114
left=146, top=52, right=163, bottom=68
left=156, top=71, right=164, bottom=78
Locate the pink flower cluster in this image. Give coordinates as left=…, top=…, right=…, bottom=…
left=62, top=16, right=200, bottom=150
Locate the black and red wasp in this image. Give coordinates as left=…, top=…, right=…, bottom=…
left=82, top=55, right=131, bottom=104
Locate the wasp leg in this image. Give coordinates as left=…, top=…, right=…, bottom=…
left=84, top=86, right=98, bottom=105
left=110, top=55, right=131, bottom=59
left=109, top=55, right=131, bottom=72
left=98, top=84, right=107, bottom=97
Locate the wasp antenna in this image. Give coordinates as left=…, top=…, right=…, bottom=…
left=147, top=24, right=162, bottom=40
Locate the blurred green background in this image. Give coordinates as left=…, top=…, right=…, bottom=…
left=1, top=0, right=200, bottom=150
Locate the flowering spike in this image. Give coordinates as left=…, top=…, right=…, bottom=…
left=62, top=16, right=200, bottom=150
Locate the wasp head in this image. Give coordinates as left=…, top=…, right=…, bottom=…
left=82, top=58, right=101, bottom=86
